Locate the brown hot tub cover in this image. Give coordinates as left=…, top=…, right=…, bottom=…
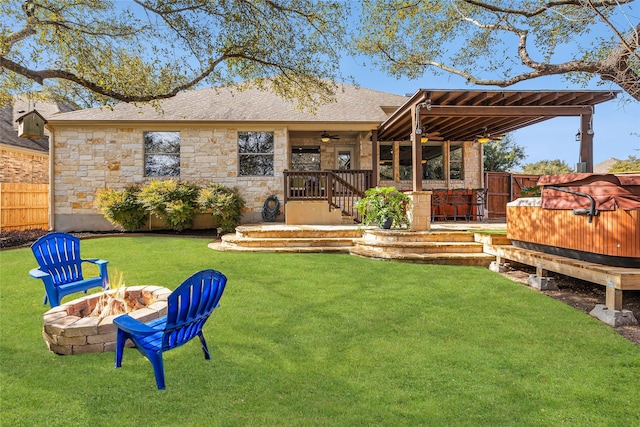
left=537, top=173, right=640, bottom=211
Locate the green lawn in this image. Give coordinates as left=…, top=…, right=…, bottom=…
left=1, top=236, right=638, bottom=426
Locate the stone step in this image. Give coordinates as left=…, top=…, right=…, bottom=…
left=352, top=239, right=485, bottom=254
left=210, top=240, right=350, bottom=253
left=360, top=229, right=475, bottom=243
left=234, top=225, right=363, bottom=239
left=349, top=246, right=495, bottom=266
left=221, top=235, right=355, bottom=248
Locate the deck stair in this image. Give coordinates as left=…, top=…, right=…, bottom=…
left=350, top=229, right=495, bottom=266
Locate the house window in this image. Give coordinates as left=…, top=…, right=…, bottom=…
left=422, top=145, right=444, bottom=180
left=238, top=132, right=274, bottom=176
left=399, top=145, right=412, bottom=180
left=379, top=144, right=393, bottom=180
left=450, top=144, right=463, bottom=180
left=144, top=131, right=180, bottom=177
left=291, top=146, right=320, bottom=171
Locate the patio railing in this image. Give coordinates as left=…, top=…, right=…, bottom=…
left=283, top=170, right=373, bottom=221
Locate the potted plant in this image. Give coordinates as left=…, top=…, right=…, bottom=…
left=355, top=186, right=411, bottom=229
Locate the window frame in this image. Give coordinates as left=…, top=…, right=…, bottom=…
left=238, top=131, right=275, bottom=177
left=143, top=131, right=181, bottom=177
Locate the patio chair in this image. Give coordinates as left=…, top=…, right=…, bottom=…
left=450, top=189, right=471, bottom=222
left=468, top=188, right=488, bottom=221
left=29, top=232, right=109, bottom=308
left=430, top=190, right=449, bottom=221
left=114, top=269, right=227, bottom=390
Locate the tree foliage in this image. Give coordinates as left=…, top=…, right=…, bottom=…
left=355, top=0, right=640, bottom=101
left=0, top=0, right=349, bottom=108
left=482, top=134, right=527, bottom=172
left=609, top=155, right=640, bottom=172
left=521, top=159, right=574, bottom=174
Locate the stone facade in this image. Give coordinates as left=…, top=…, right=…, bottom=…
left=0, top=145, right=48, bottom=184
left=50, top=126, right=482, bottom=232
left=51, top=125, right=291, bottom=230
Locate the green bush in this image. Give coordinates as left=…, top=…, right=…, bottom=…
left=198, top=183, right=246, bottom=233
left=355, top=186, right=411, bottom=228
left=137, top=179, right=200, bottom=231
left=95, top=186, right=147, bottom=231
left=520, top=185, right=541, bottom=197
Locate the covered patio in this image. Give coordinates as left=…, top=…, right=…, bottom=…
left=372, top=88, right=619, bottom=191
left=285, top=89, right=619, bottom=225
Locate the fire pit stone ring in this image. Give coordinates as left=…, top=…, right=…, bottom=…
left=42, top=285, right=171, bottom=355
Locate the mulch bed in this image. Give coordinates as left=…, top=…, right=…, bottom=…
left=0, top=228, right=50, bottom=249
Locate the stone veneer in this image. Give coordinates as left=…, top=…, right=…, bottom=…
left=51, top=123, right=480, bottom=231
left=51, top=125, right=374, bottom=230
left=42, top=286, right=170, bottom=355
left=52, top=126, right=288, bottom=229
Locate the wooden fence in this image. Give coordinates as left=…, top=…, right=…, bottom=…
left=0, top=182, right=49, bottom=231
left=485, top=172, right=540, bottom=219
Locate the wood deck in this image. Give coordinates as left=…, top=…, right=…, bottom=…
left=485, top=244, right=640, bottom=311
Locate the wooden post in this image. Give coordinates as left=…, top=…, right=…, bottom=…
left=579, top=112, right=594, bottom=173
left=605, top=281, right=623, bottom=311
left=536, top=262, right=549, bottom=278
left=411, top=105, right=422, bottom=192
left=371, top=129, right=379, bottom=188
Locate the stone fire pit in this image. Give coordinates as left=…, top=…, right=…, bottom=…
left=42, top=286, right=171, bottom=355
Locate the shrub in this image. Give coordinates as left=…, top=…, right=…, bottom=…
left=198, top=183, right=246, bottom=233
left=355, top=186, right=411, bottom=228
left=95, top=186, right=147, bottom=231
left=520, top=186, right=541, bottom=197
left=137, top=179, right=200, bottom=231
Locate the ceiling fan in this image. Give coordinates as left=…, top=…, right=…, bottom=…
left=475, top=128, right=503, bottom=144
left=320, top=131, right=339, bottom=142
left=416, top=128, right=444, bottom=143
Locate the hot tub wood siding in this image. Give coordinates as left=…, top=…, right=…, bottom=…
left=507, top=205, right=640, bottom=258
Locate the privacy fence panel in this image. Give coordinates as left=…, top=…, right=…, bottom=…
left=485, top=172, right=540, bottom=220
left=0, top=182, right=49, bottom=231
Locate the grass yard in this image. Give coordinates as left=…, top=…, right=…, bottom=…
left=1, top=236, right=639, bottom=426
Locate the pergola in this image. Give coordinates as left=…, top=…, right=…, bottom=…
left=372, top=89, right=620, bottom=191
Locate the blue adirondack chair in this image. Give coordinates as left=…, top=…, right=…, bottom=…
left=29, top=232, right=109, bottom=307
left=114, top=269, right=227, bottom=390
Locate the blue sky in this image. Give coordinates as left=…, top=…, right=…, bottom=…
left=340, top=55, right=640, bottom=171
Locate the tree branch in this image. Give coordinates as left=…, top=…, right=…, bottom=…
left=0, top=53, right=229, bottom=102
left=460, top=0, right=634, bottom=18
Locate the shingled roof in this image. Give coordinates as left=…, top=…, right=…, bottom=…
left=0, top=97, right=74, bottom=152
left=48, top=83, right=408, bottom=124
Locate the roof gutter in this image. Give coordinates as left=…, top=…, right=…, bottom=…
left=45, top=123, right=54, bottom=231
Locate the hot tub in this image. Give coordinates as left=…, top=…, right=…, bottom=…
left=507, top=173, right=640, bottom=268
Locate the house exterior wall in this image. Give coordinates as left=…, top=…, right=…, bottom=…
left=0, top=144, right=49, bottom=184
left=51, top=125, right=289, bottom=231
left=379, top=141, right=482, bottom=190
